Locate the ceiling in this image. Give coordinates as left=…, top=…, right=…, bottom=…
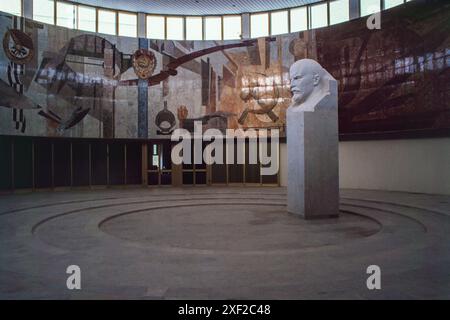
left=70, top=0, right=322, bottom=15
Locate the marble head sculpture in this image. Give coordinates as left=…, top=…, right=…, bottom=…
left=287, top=59, right=339, bottom=219
left=289, top=58, right=336, bottom=111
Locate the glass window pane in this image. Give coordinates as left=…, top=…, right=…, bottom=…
left=223, top=15, right=241, bottom=40
left=78, top=5, right=96, bottom=32
left=329, top=0, right=349, bottom=25
left=166, top=16, right=184, bottom=40
left=290, top=7, right=307, bottom=32
left=205, top=16, right=222, bottom=40
left=186, top=17, right=203, bottom=40
left=98, top=9, right=116, bottom=35
left=271, top=11, right=288, bottom=35
left=56, top=2, right=75, bottom=29
left=310, top=2, right=328, bottom=29
left=0, top=0, right=21, bottom=16
left=250, top=13, right=268, bottom=38
left=118, top=12, right=137, bottom=37
left=385, top=0, right=404, bottom=9
left=361, top=0, right=381, bottom=16
left=33, top=0, right=54, bottom=24
left=146, top=15, right=165, bottom=39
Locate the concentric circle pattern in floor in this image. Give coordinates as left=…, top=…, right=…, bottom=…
left=0, top=187, right=449, bottom=299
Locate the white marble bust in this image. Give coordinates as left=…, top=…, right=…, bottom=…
left=289, top=58, right=337, bottom=112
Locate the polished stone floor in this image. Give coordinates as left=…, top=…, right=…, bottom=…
left=0, top=187, right=449, bottom=299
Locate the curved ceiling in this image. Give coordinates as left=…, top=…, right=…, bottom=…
left=70, top=0, right=321, bottom=15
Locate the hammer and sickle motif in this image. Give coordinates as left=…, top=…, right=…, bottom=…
left=238, top=73, right=281, bottom=125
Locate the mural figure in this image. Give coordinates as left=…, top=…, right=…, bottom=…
left=177, top=105, right=233, bottom=134
left=155, top=101, right=176, bottom=135
left=38, top=106, right=91, bottom=134
left=0, top=78, right=40, bottom=109
left=32, top=34, right=134, bottom=137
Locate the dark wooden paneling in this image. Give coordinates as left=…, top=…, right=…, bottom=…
left=245, top=142, right=260, bottom=183
left=126, top=142, right=142, bottom=185
left=91, top=142, right=107, bottom=185
left=161, top=172, right=171, bottom=185
left=109, top=143, right=125, bottom=185
left=195, top=171, right=206, bottom=184
left=148, top=172, right=158, bottom=185
left=72, top=142, right=90, bottom=187
left=228, top=141, right=244, bottom=183
left=13, top=137, right=33, bottom=189
left=34, top=140, right=52, bottom=188
left=0, top=136, right=12, bottom=190
left=53, top=140, right=71, bottom=187
left=161, top=142, right=172, bottom=170
left=183, top=172, right=193, bottom=185
left=211, top=143, right=226, bottom=184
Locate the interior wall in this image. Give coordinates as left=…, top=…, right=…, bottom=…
left=339, top=138, right=450, bottom=195
left=279, top=138, right=450, bottom=195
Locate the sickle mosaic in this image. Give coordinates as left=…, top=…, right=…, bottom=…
left=132, top=49, right=157, bottom=79
left=3, top=29, right=34, bottom=64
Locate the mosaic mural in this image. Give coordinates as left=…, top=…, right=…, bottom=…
left=0, top=0, right=449, bottom=139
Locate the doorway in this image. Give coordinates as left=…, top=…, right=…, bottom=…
left=147, top=142, right=172, bottom=186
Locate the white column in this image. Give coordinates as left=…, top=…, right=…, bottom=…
left=23, top=0, right=33, bottom=19
left=241, top=13, right=250, bottom=39
left=137, top=12, right=146, bottom=38
left=349, top=0, right=361, bottom=20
